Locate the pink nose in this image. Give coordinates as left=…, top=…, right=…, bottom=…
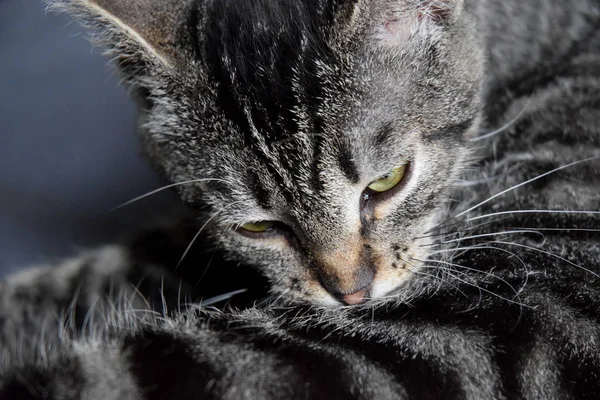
left=341, top=289, right=368, bottom=305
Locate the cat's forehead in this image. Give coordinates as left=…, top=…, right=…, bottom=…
left=189, top=0, right=473, bottom=145
left=195, top=0, right=367, bottom=146
left=162, top=0, right=482, bottom=212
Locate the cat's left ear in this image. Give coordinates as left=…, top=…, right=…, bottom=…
left=48, top=0, right=196, bottom=74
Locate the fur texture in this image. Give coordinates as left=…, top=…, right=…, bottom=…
left=47, top=0, right=487, bottom=305
left=2, top=0, right=600, bottom=398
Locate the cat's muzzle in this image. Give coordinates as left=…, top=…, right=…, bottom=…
left=318, top=263, right=374, bottom=305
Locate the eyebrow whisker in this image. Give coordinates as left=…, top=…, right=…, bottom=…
left=110, top=178, right=230, bottom=211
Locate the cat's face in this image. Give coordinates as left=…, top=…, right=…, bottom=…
left=67, top=0, right=483, bottom=305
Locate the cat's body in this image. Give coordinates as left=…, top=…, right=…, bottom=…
left=2, top=0, right=600, bottom=398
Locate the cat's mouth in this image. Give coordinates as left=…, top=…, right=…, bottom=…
left=339, top=288, right=370, bottom=305
left=326, top=284, right=373, bottom=305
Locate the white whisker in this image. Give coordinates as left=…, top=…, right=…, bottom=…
left=509, top=227, right=600, bottom=233
left=470, top=96, right=532, bottom=142
left=110, top=178, right=229, bottom=211
left=467, top=209, right=600, bottom=222
left=430, top=243, right=532, bottom=290
left=490, top=240, right=600, bottom=279
left=402, top=262, right=459, bottom=294
left=175, top=200, right=244, bottom=270
left=439, top=229, right=544, bottom=245
left=193, top=249, right=218, bottom=289
left=175, top=228, right=204, bottom=272
left=422, top=264, right=530, bottom=308
left=424, top=213, right=512, bottom=236
left=418, top=257, right=525, bottom=300
left=455, top=156, right=600, bottom=218
left=430, top=245, right=507, bottom=255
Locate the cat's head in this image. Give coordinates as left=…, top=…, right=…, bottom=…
left=55, top=0, right=484, bottom=306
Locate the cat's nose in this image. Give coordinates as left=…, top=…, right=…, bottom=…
left=318, top=264, right=374, bottom=305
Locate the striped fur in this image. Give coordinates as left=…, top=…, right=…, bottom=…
left=2, top=0, right=600, bottom=398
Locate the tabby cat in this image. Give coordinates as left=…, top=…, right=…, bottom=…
left=2, top=0, right=600, bottom=398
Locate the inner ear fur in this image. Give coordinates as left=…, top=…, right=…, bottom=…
left=416, top=0, right=458, bottom=24
left=375, top=0, right=462, bottom=45
left=48, top=0, right=196, bottom=70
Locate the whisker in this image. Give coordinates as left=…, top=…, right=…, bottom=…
left=175, top=200, right=244, bottom=271
left=490, top=240, right=600, bottom=279
left=193, top=249, right=218, bottom=289
left=429, top=243, right=532, bottom=292
left=423, top=216, right=467, bottom=235
left=422, top=264, right=530, bottom=308
left=462, top=216, right=515, bottom=232
left=401, top=262, right=461, bottom=295
left=430, top=244, right=521, bottom=257
left=467, top=209, right=600, bottom=222
left=455, top=156, right=600, bottom=218
left=422, top=264, right=486, bottom=308
left=416, top=257, right=525, bottom=300
left=470, top=96, right=532, bottom=142
left=399, top=255, right=466, bottom=298
left=507, top=227, right=600, bottom=233
left=175, top=229, right=204, bottom=272
left=423, top=213, right=512, bottom=237
left=416, top=261, right=483, bottom=302
left=436, top=229, right=544, bottom=245
left=127, top=276, right=154, bottom=312
left=110, top=178, right=229, bottom=211
left=413, top=229, right=459, bottom=241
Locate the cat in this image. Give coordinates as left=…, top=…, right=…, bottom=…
left=2, top=0, right=600, bottom=398
left=46, top=0, right=487, bottom=307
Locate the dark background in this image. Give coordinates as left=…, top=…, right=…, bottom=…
left=0, top=0, right=180, bottom=277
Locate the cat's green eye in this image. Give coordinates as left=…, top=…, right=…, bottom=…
left=367, top=165, right=407, bottom=193
left=240, top=221, right=274, bottom=233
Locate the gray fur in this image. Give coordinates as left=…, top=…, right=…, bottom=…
left=48, top=0, right=488, bottom=305
left=3, top=0, right=600, bottom=398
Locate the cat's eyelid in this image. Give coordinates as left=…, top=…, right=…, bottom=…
left=222, top=214, right=280, bottom=229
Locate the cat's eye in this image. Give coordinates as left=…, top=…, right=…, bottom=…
left=367, top=165, right=408, bottom=193
left=239, top=221, right=274, bottom=233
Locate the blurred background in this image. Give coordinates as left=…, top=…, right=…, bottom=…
left=0, top=0, right=181, bottom=277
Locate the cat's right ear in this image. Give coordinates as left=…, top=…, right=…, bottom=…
left=333, top=0, right=464, bottom=47
left=376, top=0, right=464, bottom=45
left=48, top=0, right=196, bottom=77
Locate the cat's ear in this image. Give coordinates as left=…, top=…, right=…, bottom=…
left=375, top=0, right=464, bottom=46
left=48, top=0, right=196, bottom=73
left=333, top=0, right=463, bottom=47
